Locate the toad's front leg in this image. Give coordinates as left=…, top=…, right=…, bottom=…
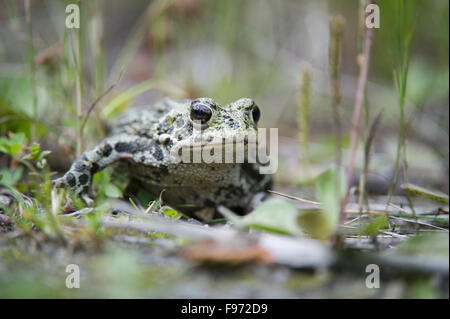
left=52, top=137, right=136, bottom=206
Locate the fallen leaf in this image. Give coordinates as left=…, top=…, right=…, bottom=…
left=179, top=239, right=271, bottom=265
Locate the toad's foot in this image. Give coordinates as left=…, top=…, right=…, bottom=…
left=52, top=174, right=94, bottom=207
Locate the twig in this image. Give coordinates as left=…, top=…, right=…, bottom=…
left=388, top=202, right=410, bottom=214
left=297, top=64, right=311, bottom=173
left=68, top=21, right=83, bottom=157
left=79, top=72, right=122, bottom=138
left=25, top=0, right=37, bottom=141
left=329, top=14, right=345, bottom=168
left=380, top=230, right=409, bottom=239
left=340, top=0, right=375, bottom=225
left=268, top=190, right=321, bottom=206
left=358, top=112, right=383, bottom=212
left=389, top=215, right=448, bottom=232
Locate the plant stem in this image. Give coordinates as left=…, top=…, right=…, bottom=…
left=329, top=14, right=345, bottom=169
left=358, top=0, right=371, bottom=214
left=25, top=0, right=37, bottom=141
left=297, top=64, right=311, bottom=175
left=75, top=2, right=83, bottom=157
left=386, top=0, right=413, bottom=211
left=340, top=0, right=375, bottom=225
left=79, top=77, right=120, bottom=138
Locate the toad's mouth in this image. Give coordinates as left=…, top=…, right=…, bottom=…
left=178, top=135, right=259, bottom=149
left=181, top=143, right=259, bottom=154
left=187, top=139, right=258, bottom=149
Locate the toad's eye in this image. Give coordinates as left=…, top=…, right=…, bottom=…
left=251, top=103, right=261, bottom=123
left=190, top=101, right=213, bottom=124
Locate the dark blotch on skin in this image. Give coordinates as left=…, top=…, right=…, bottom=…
left=66, top=173, right=76, bottom=187
left=242, top=163, right=265, bottom=183
left=153, top=145, right=164, bottom=161
left=115, top=142, right=132, bottom=153
left=186, top=123, right=193, bottom=136
left=91, top=163, right=100, bottom=174
left=102, top=144, right=112, bottom=157
left=79, top=174, right=89, bottom=185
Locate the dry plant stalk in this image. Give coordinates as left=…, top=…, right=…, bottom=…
left=340, top=0, right=376, bottom=225
left=358, top=112, right=382, bottom=211
left=25, top=0, right=37, bottom=141
left=73, top=12, right=83, bottom=157
left=328, top=14, right=345, bottom=168
left=297, top=64, right=311, bottom=172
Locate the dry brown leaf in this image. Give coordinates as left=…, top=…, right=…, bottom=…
left=179, top=239, right=272, bottom=266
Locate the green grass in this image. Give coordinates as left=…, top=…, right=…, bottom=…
left=386, top=0, right=414, bottom=207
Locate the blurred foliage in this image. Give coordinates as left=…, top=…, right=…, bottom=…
left=0, top=0, right=448, bottom=299
left=393, top=233, right=449, bottom=258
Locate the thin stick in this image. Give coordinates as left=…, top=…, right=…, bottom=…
left=297, top=66, right=311, bottom=149
left=329, top=14, right=345, bottom=168
left=79, top=71, right=122, bottom=137
left=71, top=1, right=83, bottom=157
left=340, top=0, right=375, bottom=225
left=25, top=0, right=37, bottom=141
left=389, top=216, right=448, bottom=232
left=358, top=112, right=383, bottom=213
left=297, top=64, right=311, bottom=175
left=268, top=190, right=321, bottom=206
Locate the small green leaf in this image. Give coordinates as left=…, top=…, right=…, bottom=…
left=401, top=183, right=449, bottom=204
left=22, top=143, right=40, bottom=160
left=8, top=144, right=21, bottom=155
left=0, top=166, right=23, bottom=187
left=104, top=183, right=122, bottom=198
left=314, top=167, right=346, bottom=237
left=220, top=198, right=303, bottom=236
left=161, top=206, right=181, bottom=219
left=363, top=214, right=389, bottom=237
left=9, top=132, right=26, bottom=146
left=38, top=150, right=52, bottom=161
left=298, top=210, right=334, bottom=241
left=0, top=133, right=25, bottom=156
